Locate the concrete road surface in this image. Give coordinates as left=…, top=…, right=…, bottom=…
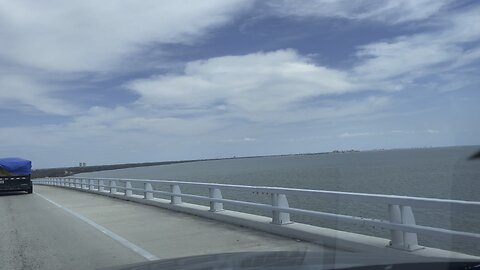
left=0, top=186, right=326, bottom=270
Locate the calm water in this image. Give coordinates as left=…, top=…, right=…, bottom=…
left=79, top=146, right=480, bottom=255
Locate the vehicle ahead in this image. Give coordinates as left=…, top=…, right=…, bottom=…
left=0, top=157, right=33, bottom=194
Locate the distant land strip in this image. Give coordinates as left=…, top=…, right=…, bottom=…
left=32, top=159, right=201, bottom=179
left=31, top=151, right=347, bottom=179
left=30, top=149, right=371, bottom=179
left=30, top=146, right=479, bottom=179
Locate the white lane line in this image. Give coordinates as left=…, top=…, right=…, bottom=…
left=35, top=192, right=160, bottom=261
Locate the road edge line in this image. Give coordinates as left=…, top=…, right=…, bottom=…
left=35, top=192, right=160, bottom=261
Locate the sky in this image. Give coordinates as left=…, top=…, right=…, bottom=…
left=1, top=0, right=479, bottom=168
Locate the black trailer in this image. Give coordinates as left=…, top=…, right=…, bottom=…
left=0, top=158, right=33, bottom=194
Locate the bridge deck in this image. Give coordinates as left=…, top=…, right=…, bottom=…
left=1, top=185, right=327, bottom=270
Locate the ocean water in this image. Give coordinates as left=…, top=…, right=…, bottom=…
left=79, top=146, right=480, bottom=255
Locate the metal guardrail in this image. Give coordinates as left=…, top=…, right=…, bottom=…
left=34, top=177, right=480, bottom=252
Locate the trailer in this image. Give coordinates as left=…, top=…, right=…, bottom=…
left=0, top=158, right=32, bottom=194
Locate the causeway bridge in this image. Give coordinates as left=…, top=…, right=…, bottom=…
left=1, top=177, right=479, bottom=269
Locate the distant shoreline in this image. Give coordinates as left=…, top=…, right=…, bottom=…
left=31, top=150, right=357, bottom=178
left=31, top=145, right=478, bottom=178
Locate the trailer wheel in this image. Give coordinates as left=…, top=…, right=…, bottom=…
left=27, top=187, right=33, bottom=194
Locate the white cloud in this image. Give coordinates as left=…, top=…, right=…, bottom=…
left=0, top=0, right=252, bottom=115
left=126, top=4, right=480, bottom=127
left=128, top=49, right=364, bottom=123
left=351, top=5, right=480, bottom=89
left=266, top=0, right=451, bottom=24
left=426, top=129, right=440, bottom=134
left=264, top=0, right=480, bottom=94
left=0, top=74, right=73, bottom=115
left=65, top=106, right=223, bottom=136
left=0, top=0, right=252, bottom=72
left=353, top=36, right=461, bottom=81
left=1, top=0, right=477, bottom=167
left=338, top=132, right=382, bottom=138
left=338, top=129, right=441, bottom=139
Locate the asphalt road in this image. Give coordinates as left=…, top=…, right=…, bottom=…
left=0, top=186, right=325, bottom=270
left=1, top=185, right=477, bottom=270
left=0, top=192, right=144, bottom=270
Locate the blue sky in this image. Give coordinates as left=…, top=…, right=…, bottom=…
left=1, top=0, right=479, bottom=168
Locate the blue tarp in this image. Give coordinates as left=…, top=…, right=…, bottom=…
left=0, top=158, right=32, bottom=175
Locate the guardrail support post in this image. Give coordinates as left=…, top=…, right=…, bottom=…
left=99, top=180, right=105, bottom=192
left=388, top=204, right=422, bottom=251
left=170, top=184, right=182, bottom=204
left=110, top=180, right=117, bottom=194
left=89, top=179, right=95, bottom=190
left=144, top=183, right=154, bottom=200
left=388, top=204, right=404, bottom=249
left=401, top=206, right=422, bottom=251
left=209, top=188, right=224, bottom=212
left=76, top=179, right=81, bottom=188
left=125, top=181, right=133, bottom=197
left=271, top=193, right=292, bottom=225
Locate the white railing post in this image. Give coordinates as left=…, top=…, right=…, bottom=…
left=271, top=193, right=292, bottom=225
left=144, top=183, right=154, bottom=200
left=125, top=181, right=133, bottom=197
left=170, top=184, right=182, bottom=204
left=99, top=180, right=105, bottom=192
left=388, top=204, right=404, bottom=249
left=89, top=179, right=95, bottom=190
left=76, top=179, right=81, bottom=188
left=388, top=204, right=422, bottom=251
left=401, top=206, right=422, bottom=251
left=81, top=179, right=86, bottom=189
left=110, top=180, right=117, bottom=194
left=209, top=188, right=224, bottom=212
